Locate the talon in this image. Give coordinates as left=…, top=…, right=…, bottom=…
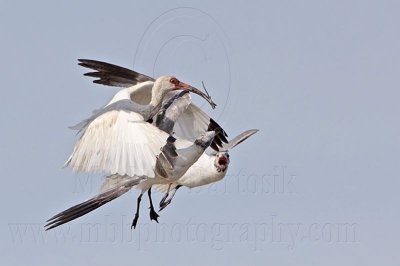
left=159, top=196, right=168, bottom=208
left=149, top=209, right=159, bottom=223
left=159, top=198, right=172, bottom=212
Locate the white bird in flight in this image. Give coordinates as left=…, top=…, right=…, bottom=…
left=46, top=63, right=221, bottom=230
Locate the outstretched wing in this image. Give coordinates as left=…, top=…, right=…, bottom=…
left=173, top=103, right=228, bottom=151
left=45, top=175, right=143, bottom=230
left=78, top=59, right=228, bottom=151
left=78, top=59, right=154, bottom=87
left=64, top=99, right=169, bottom=178
left=220, top=129, right=259, bottom=151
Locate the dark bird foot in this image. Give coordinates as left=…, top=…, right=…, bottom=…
left=159, top=199, right=172, bottom=212
left=159, top=193, right=169, bottom=208
left=159, top=185, right=181, bottom=211
left=149, top=207, right=160, bottom=223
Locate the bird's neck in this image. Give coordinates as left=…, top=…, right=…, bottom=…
left=142, top=88, right=165, bottom=121
left=141, top=90, right=163, bottom=121
left=141, top=102, right=161, bottom=122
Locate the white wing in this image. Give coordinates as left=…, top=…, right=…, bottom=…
left=70, top=82, right=155, bottom=133
left=65, top=100, right=169, bottom=178
left=173, top=103, right=227, bottom=149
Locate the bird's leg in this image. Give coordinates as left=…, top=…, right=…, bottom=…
left=159, top=185, right=182, bottom=211
left=148, top=188, right=159, bottom=223
left=131, top=193, right=143, bottom=229
left=159, top=184, right=172, bottom=208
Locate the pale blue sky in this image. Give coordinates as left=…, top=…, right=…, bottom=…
left=1, top=0, right=400, bottom=265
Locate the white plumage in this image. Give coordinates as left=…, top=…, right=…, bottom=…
left=65, top=107, right=166, bottom=177
left=154, top=129, right=259, bottom=210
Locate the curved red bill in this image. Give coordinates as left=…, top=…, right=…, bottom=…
left=174, top=82, right=217, bottom=109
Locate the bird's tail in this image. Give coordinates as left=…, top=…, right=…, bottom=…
left=45, top=176, right=142, bottom=230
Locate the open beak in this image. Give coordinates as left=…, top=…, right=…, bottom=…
left=174, top=82, right=217, bottom=109
left=218, top=156, right=228, bottom=166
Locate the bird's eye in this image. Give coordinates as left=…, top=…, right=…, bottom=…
left=170, top=78, right=179, bottom=85
left=227, top=154, right=230, bottom=158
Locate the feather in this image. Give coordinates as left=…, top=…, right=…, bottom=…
left=78, top=59, right=154, bottom=87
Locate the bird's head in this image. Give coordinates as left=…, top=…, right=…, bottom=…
left=154, top=76, right=216, bottom=108
left=214, top=151, right=230, bottom=172
left=194, top=131, right=216, bottom=149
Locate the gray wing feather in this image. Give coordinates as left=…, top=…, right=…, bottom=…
left=78, top=59, right=155, bottom=87
left=155, top=136, right=177, bottom=178
left=45, top=176, right=142, bottom=230
left=221, top=129, right=259, bottom=151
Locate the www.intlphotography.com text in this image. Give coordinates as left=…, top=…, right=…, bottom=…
left=72, top=166, right=297, bottom=196
left=9, top=214, right=358, bottom=251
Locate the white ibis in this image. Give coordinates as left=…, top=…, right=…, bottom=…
left=154, top=129, right=259, bottom=210
left=77, top=59, right=228, bottom=151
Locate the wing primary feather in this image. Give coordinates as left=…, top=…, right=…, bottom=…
left=221, top=129, right=259, bottom=151
left=210, top=142, right=219, bottom=151
left=78, top=59, right=155, bottom=87
left=206, top=118, right=228, bottom=151
left=45, top=179, right=141, bottom=230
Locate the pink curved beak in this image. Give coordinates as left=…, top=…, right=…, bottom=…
left=174, top=82, right=217, bottom=109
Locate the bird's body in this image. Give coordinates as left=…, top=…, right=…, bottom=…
left=153, top=151, right=229, bottom=194
left=154, top=130, right=258, bottom=210
left=168, top=153, right=226, bottom=189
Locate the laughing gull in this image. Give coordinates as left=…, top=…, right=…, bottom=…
left=155, top=129, right=259, bottom=211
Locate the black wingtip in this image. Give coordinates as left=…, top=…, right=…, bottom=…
left=44, top=186, right=131, bottom=230
left=76, top=58, right=155, bottom=87
left=167, top=135, right=177, bottom=143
